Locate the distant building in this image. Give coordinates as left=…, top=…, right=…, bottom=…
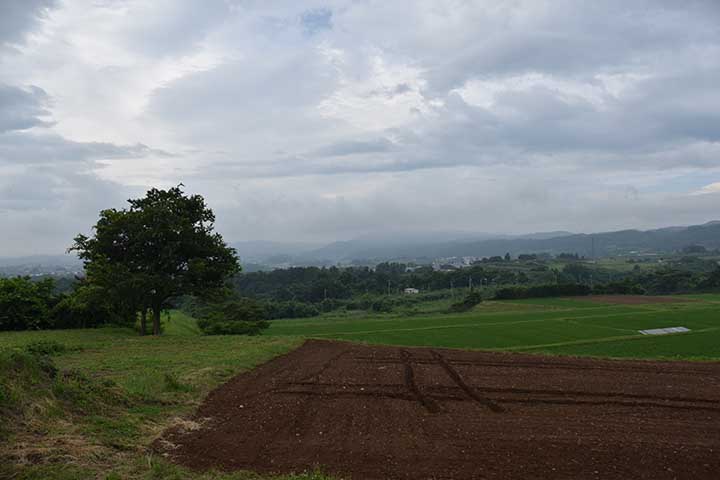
left=404, top=287, right=420, bottom=295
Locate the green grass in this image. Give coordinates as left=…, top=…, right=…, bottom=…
left=0, top=312, right=310, bottom=480
left=267, top=295, right=720, bottom=360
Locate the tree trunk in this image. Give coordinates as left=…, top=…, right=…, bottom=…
left=140, top=309, right=147, bottom=336
left=152, top=306, right=161, bottom=336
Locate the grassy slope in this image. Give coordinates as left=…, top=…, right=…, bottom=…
left=267, top=295, right=720, bottom=360
left=0, top=313, right=330, bottom=480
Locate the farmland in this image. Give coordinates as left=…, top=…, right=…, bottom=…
left=267, top=294, right=720, bottom=360
left=158, top=340, right=720, bottom=480
left=1, top=294, right=719, bottom=479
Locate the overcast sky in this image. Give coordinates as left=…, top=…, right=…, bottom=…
left=2, top=0, right=720, bottom=256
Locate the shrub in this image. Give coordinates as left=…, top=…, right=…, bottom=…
left=370, top=297, right=394, bottom=313
left=24, top=340, right=71, bottom=356
left=50, top=285, right=126, bottom=329
left=196, top=298, right=270, bottom=335
left=196, top=319, right=269, bottom=335
left=699, top=267, right=720, bottom=291
left=265, top=300, right=321, bottom=319
left=0, top=277, right=56, bottom=331
left=592, top=281, right=646, bottom=295
left=449, top=290, right=483, bottom=312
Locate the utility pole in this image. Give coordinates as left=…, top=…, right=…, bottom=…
left=387, top=280, right=391, bottom=296
left=450, top=280, right=454, bottom=298
left=469, top=276, right=473, bottom=291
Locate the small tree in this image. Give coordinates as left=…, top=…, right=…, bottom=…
left=0, top=277, right=56, bottom=331
left=71, top=186, right=239, bottom=335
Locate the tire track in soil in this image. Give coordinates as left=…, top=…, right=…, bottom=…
left=355, top=356, right=718, bottom=376
left=400, top=350, right=441, bottom=413
left=289, top=381, right=720, bottom=406
left=499, top=397, right=720, bottom=412
left=431, top=350, right=506, bottom=413
left=473, top=386, right=720, bottom=406
left=278, top=386, right=720, bottom=413
left=275, top=389, right=415, bottom=402
left=297, top=349, right=349, bottom=383
left=252, top=348, right=350, bottom=466
left=424, top=384, right=720, bottom=407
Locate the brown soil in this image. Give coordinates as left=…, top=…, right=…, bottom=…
left=157, top=340, right=720, bottom=480
left=571, top=295, right=697, bottom=304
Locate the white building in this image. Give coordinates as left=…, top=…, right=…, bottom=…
left=404, top=287, right=420, bottom=294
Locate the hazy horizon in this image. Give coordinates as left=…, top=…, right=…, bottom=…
left=2, top=1, right=720, bottom=256
left=3, top=219, right=720, bottom=259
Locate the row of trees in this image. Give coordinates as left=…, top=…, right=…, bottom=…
left=0, top=277, right=121, bottom=331
left=232, top=261, right=720, bottom=304
left=231, top=263, right=559, bottom=302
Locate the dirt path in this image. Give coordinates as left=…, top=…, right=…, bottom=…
left=157, top=340, right=720, bottom=479
left=570, top=294, right=698, bottom=304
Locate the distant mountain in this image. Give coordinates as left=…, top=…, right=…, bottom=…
left=513, top=231, right=575, bottom=240
left=230, top=241, right=321, bottom=262
left=294, top=222, right=720, bottom=263
left=299, top=230, right=577, bottom=263
left=301, top=230, right=505, bottom=263
left=4, top=222, right=716, bottom=273
left=423, top=222, right=720, bottom=259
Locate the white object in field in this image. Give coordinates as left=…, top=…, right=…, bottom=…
left=638, top=326, right=690, bottom=335
left=404, top=288, right=420, bottom=294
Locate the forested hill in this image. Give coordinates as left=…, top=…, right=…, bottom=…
left=299, top=221, right=720, bottom=262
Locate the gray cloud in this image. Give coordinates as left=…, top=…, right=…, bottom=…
left=0, top=131, right=172, bottom=165
left=313, top=138, right=395, bottom=157
left=0, top=0, right=56, bottom=47
left=301, top=8, right=333, bottom=36
left=0, top=84, right=52, bottom=132
left=0, top=167, right=144, bottom=255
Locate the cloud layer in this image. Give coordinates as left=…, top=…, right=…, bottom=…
left=1, top=0, right=720, bottom=255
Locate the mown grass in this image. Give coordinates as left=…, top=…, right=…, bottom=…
left=0, top=313, right=315, bottom=480
left=267, top=295, right=720, bottom=360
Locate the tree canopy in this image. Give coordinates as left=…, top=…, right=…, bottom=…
left=71, top=186, right=239, bottom=335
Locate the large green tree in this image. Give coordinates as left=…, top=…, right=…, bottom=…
left=72, top=186, right=239, bottom=335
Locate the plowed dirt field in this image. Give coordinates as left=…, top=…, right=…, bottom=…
left=157, top=340, right=720, bottom=479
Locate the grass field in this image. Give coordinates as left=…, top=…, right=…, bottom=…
left=267, top=294, right=720, bottom=360
left=0, top=316, right=328, bottom=480
left=1, top=294, right=719, bottom=479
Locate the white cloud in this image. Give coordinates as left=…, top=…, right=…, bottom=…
left=693, top=182, right=720, bottom=196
